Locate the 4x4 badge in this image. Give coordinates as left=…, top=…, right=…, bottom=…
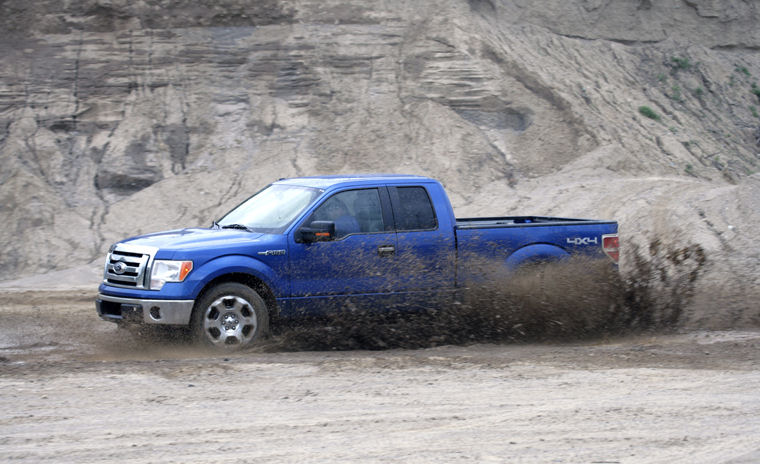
left=566, top=237, right=599, bottom=246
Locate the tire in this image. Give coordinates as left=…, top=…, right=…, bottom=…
left=191, top=283, right=270, bottom=350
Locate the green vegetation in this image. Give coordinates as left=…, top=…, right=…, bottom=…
left=694, top=87, right=704, bottom=97
left=671, top=56, right=691, bottom=70
left=638, top=105, right=661, bottom=121
left=736, top=65, right=751, bottom=77
left=670, top=85, right=682, bottom=102
left=751, top=106, right=759, bottom=118
left=657, top=73, right=667, bottom=82
left=685, top=164, right=695, bottom=176
left=752, top=83, right=760, bottom=99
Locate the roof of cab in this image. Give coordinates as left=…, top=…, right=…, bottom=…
left=274, top=174, right=435, bottom=189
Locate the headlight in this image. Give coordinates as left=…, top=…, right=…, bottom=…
left=150, top=260, right=193, bottom=290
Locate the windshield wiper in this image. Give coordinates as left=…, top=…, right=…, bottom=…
left=220, top=223, right=253, bottom=231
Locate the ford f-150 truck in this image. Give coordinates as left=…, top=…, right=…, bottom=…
left=96, top=174, right=619, bottom=350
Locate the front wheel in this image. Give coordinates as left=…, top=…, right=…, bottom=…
left=191, top=283, right=270, bottom=350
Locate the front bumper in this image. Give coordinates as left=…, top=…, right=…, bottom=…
left=96, top=294, right=195, bottom=325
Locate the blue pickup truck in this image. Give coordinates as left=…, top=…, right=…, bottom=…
left=97, top=174, right=619, bottom=349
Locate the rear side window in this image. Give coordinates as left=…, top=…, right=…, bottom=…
left=395, top=186, right=437, bottom=231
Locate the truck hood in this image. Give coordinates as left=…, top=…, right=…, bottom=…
left=119, top=228, right=267, bottom=255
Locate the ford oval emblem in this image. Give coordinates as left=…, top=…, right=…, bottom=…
left=113, top=261, right=127, bottom=275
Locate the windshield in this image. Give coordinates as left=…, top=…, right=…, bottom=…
left=217, top=184, right=322, bottom=233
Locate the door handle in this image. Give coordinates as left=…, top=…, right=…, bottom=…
left=377, top=245, right=395, bottom=257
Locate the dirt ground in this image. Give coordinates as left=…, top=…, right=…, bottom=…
left=1, top=290, right=760, bottom=464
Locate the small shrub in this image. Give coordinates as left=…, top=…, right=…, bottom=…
left=685, top=163, right=695, bottom=176
left=694, top=87, right=704, bottom=97
left=670, top=84, right=682, bottom=102
left=751, top=106, right=759, bottom=118
left=638, top=106, right=661, bottom=121
left=752, top=83, right=760, bottom=99
left=736, top=65, right=751, bottom=77
left=657, top=73, right=667, bottom=82
left=671, top=56, right=691, bottom=70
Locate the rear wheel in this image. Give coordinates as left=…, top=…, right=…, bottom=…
left=191, top=283, right=269, bottom=350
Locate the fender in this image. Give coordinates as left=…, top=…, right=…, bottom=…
left=504, top=243, right=569, bottom=270
left=184, top=254, right=282, bottom=299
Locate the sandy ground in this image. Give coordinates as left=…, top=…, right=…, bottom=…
left=1, top=290, right=760, bottom=463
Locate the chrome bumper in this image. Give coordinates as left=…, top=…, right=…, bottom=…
left=96, top=294, right=195, bottom=325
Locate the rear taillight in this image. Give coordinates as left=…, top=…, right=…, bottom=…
left=602, top=234, right=619, bottom=263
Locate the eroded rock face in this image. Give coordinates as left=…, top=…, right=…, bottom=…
left=0, top=0, right=759, bottom=280
left=495, top=0, right=760, bottom=47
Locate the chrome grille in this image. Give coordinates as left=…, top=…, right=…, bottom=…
left=103, top=244, right=157, bottom=289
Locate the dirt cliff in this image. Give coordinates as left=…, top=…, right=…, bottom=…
left=1, top=0, right=758, bottom=326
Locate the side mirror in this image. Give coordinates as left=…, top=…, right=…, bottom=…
left=296, top=221, right=336, bottom=243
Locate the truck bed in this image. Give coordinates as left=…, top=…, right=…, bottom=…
left=455, top=216, right=617, bottom=229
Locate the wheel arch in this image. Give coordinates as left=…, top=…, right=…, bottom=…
left=194, top=272, right=279, bottom=318
left=504, top=243, right=570, bottom=270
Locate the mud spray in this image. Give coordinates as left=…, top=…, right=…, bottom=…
left=270, top=240, right=708, bottom=351
left=0, top=240, right=738, bottom=360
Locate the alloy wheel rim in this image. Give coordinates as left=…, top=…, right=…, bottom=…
left=202, top=295, right=257, bottom=346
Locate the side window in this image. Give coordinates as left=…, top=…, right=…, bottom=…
left=308, top=189, right=385, bottom=238
left=395, top=186, right=437, bottom=231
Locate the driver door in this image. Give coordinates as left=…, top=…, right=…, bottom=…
left=287, top=187, right=397, bottom=314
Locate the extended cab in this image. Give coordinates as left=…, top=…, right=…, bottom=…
left=96, top=175, right=619, bottom=349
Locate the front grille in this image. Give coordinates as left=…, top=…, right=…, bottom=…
left=103, top=244, right=157, bottom=289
